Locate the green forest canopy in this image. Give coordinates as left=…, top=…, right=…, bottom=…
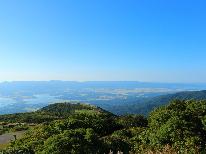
left=0, top=99, right=206, bottom=153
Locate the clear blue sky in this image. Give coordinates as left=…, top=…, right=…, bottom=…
left=0, top=0, right=206, bottom=82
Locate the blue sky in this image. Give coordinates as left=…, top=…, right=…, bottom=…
left=0, top=0, right=206, bottom=82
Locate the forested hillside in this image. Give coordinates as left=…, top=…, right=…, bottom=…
left=108, top=90, right=206, bottom=115
left=0, top=100, right=206, bottom=153
left=0, top=103, right=111, bottom=123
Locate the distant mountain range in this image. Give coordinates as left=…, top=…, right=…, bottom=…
left=0, top=81, right=206, bottom=115
left=1, top=81, right=206, bottom=90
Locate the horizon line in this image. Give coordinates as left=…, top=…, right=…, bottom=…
left=0, top=80, right=206, bottom=84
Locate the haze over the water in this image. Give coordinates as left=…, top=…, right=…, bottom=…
left=1, top=0, right=206, bottom=82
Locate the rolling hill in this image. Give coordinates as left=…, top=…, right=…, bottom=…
left=107, top=90, right=206, bottom=115
left=0, top=102, right=114, bottom=124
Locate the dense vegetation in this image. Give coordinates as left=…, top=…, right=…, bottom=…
left=0, top=99, right=206, bottom=153
left=108, top=90, right=206, bottom=115
left=0, top=102, right=112, bottom=124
